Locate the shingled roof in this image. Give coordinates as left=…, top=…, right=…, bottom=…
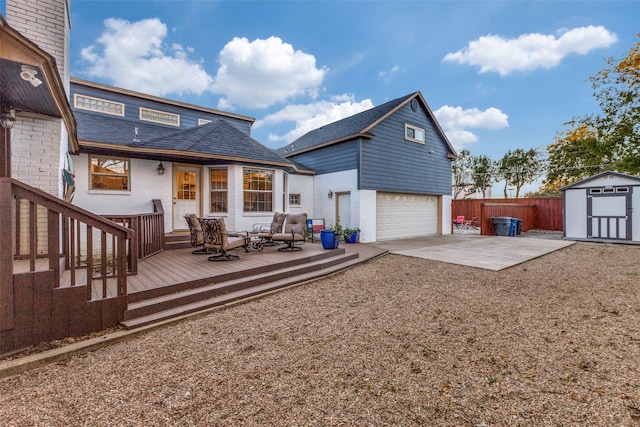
left=277, top=91, right=455, bottom=158
left=76, top=111, right=294, bottom=167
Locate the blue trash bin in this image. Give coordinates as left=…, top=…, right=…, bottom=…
left=508, top=218, right=518, bottom=236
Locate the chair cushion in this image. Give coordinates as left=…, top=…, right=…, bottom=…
left=271, top=212, right=287, bottom=233
left=283, top=213, right=307, bottom=234
left=272, top=232, right=305, bottom=241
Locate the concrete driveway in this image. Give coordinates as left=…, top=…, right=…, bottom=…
left=373, top=233, right=575, bottom=271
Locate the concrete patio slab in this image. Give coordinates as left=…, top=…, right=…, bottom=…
left=374, top=234, right=575, bottom=271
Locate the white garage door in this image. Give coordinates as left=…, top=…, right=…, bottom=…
left=376, top=192, right=439, bottom=241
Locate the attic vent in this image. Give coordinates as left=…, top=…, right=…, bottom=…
left=411, top=99, right=418, bottom=111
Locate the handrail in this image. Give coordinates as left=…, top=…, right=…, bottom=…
left=10, top=179, right=133, bottom=237
left=4, top=177, right=135, bottom=299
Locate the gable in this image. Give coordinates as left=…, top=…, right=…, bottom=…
left=561, top=171, right=640, bottom=190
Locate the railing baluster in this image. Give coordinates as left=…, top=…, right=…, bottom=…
left=48, top=210, right=60, bottom=288
left=29, top=200, right=36, bottom=271
left=86, top=225, right=93, bottom=300
left=101, top=230, right=107, bottom=298
left=69, top=217, right=76, bottom=286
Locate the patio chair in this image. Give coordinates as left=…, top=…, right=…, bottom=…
left=463, top=216, right=479, bottom=229
left=199, top=217, right=250, bottom=261
left=453, top=215, right=465, bottom=229
left=251, top=212, right=287, bottom=246
left=184, top=213, right=215, bottom=254
left=272, top=213, right=308, bottom=251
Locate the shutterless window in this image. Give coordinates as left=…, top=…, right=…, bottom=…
left=139, top=107, right=180, bottom=126
left=243, top=169, right=273, bottom=212
left=405, top=124, right=425, bottom=144
left=210, top=168, right=228, bottom=213
left=74, top=94, right=124, bottom=116
left=90, top=156, right=130, bottom=190
left=289, top=193, right=301, bottom=206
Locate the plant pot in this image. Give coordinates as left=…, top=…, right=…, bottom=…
left=346, top=232, right=358, bottom=243
left=320, top=230, right=339, bottom=249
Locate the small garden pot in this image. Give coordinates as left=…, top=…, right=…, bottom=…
left=345, top=232, right=358, bottom=243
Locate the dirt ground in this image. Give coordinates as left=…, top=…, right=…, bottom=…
left=1, top=241, right=639, bottom=426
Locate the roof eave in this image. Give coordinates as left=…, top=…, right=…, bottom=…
left=79, top=140, right=293, bottom=168
left=0, top=15, right=78, bottom=152
left=281, top=132, right=374, bottom=157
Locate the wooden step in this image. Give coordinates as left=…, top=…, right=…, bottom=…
left=121, top=251, right=359, bottom=329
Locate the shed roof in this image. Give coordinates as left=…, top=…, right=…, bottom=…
left=560, top=171, right=640, bottom=190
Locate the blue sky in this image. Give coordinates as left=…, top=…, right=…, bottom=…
left=7, top=1, right=640, bottom=167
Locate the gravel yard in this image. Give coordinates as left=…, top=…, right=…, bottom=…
left=1, top=241, right=639, bottom=426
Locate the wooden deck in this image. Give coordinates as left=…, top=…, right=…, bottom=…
left=14, top=242, right=388, bottom=328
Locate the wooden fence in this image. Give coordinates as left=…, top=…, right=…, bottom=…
left=452, top=197, right=563, bottom=235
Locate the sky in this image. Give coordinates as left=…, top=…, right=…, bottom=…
left=5, top=0, right=640, bottom=191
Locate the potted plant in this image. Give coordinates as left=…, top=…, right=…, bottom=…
left=344, top=227, right=361, bottom=243
left=321, top=224, right=348, bottom=249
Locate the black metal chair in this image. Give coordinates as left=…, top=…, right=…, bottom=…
left=199, top=217, right=249, bottom=261
left=184, top=213, right=215, bottom=254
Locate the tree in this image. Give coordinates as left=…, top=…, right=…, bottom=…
left=497, top=148, right=544, bottom=198
left=545, top=35, right=640, bottom=184
left=451, top=150, right=496, bottom=198
left=470, top=154, right=495, bottom=197
left=451, top=149, right=473, bottom=199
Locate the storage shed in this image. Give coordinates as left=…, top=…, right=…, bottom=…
left=561, top=171, right=640, bottom=243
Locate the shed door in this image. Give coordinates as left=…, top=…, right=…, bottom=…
left=587, top=188, right=632, bottom=240
left=376, top=192, right=438, bottom=241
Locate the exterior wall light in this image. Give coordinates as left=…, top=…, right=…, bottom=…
left=0, top=109, right=16, bottom=129
left=327, top=190, right=333, bottom=198
left=157, top=162, right=166, bottom=175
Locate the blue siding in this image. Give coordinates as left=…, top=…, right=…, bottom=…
left=360, top=102, right=452, bottom=195
left=287, top=140, right=359, bottom=174
left=70, top=83, right=252, bottom=135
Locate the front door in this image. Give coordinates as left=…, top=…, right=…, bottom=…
left=587, top=187, right=632, bottom=240
left=336, top=192, right=351, bottom=226
left=173, top=166, right=201, bottom=230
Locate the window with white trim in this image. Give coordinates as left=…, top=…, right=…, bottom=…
left=289, top=194, right=301, bottom=206
left=210, top=168, right=228, bottom=213
left=89, top=156, right=130, bottom=190
left=139, top=107, right=180, bottom=126
left=405, top=123, right=425, bottom=144
left=243, top=168, right=273, bottom=212
left=74, top=94, right=124, bottom=116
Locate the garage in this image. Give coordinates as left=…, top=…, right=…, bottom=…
left=376, top=192, right=439, bottom=241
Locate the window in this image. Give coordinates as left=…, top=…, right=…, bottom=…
left=177, top=171, right=197, bottom=200
left=90, top=156, right=130, bottom=190
left=74, top=94, right=124, bottom=116
left=405, top=124, right=425, bottom=144
left=210, top=168, right=228, bottom=212
left=139, top=107, right=180, bottom=126
left=289, top=193, right=301, bottom=206
left=243, top=168, right=273, bottom=212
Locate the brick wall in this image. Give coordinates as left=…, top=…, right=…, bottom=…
left=5, top=0, right=71, bottom=198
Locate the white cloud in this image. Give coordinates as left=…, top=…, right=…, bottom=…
left=378, top=65, right=401, bottom=80
left=211, top=36, right=328, bottom=109
left=80, top=18, right=213, bottom=96
left=443, top=25, right=617, bottom=76
left=254, top=96, right=374, bottom=143
left=433, top=105, right=509, bottom=149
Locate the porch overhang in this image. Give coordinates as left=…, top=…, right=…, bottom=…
left=0, top=15, right=78, bottom=152
left=79, top=140, right=296, bottom=169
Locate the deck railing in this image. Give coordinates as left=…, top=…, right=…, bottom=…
left=2, top=178, right=135, bottom=298
left=104, top=199, right=165, bottom=262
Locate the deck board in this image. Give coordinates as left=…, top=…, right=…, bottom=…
left=14, top=242, right=387, bottom=301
